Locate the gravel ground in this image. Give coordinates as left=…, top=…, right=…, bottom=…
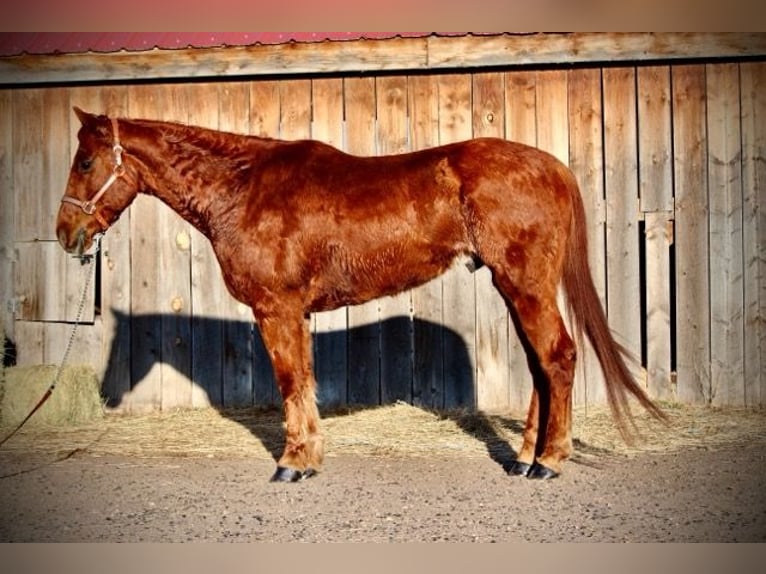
left=1, top=443, right=765, bottom=542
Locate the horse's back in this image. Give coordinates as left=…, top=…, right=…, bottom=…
left=223, top=135, right=576, bottom=311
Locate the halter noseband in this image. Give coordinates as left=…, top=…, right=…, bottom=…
left=61, top=117, right=125, bottom=230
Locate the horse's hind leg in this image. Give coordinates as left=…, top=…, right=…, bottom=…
left=507, top=388, right=540, bottom=477
left=493, top=273, right=576, bottom=479
left=256, top=310, right=324, bottom=482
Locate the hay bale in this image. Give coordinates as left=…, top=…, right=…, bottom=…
left=0, top=365, right=104, bottom=428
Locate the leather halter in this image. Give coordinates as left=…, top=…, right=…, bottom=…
left=61, top=117, right=125, bottom=230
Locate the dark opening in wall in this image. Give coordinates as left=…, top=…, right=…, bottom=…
left=639, top=219, right=647, bottom=370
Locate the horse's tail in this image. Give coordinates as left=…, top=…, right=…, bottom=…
left=561, top=176, right=666, bottom=440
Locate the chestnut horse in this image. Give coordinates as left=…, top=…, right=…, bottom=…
left=56, top=108, right=664, bottom=481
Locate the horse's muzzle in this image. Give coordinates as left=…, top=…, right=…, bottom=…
left=57, top=226, right=87, bottom=255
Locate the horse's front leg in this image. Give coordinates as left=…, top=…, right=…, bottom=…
left=256, top=311, right=324, bottom=482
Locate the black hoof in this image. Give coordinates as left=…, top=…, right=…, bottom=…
left=270, top=466, right=317, bottom=482
left=507, top=461, right=533, bottom=477
left=526, top=462, right=559, bottom=480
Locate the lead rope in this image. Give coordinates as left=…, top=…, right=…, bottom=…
left=0, top=236, right=101, bottom=447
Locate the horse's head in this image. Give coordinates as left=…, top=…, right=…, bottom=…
left=56, top=107, right=138, bottom=255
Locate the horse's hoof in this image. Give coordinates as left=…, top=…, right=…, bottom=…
left=270, top=466, right=318, bottom=482
left=526, top=462, right=559, bottom=480
left=271, top=466, right=302, bottom=482
left=507, top=461, right=532, bottom=477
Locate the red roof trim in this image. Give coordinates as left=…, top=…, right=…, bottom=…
left=0, top=32, right=478, bottom=58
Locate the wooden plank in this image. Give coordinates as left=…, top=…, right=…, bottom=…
left=504, top=70, right=536, bottom=412
left=12, top=88, right=44, bottom=242
left=7, top=90, right=86, bottom=353
left=21, top=250, right=96, bottom=331
left=567, top=67, right=607, bottom=407
left=41, top=318, right=102, bottom=372
left=59, top=85, right=99, bottom=325
left=249, top=80, right=281, bottom=407
left=637, top=66, right=674, bottom=400
left=125, top=84, right=165, bottom=412
left=218, top=81, right=255, bottom=408
left=187, top=82, right=225, bottom=408
left=12, top=320, right=43, bottom=365
left=0, top=36, right=425, bottom=84
left=343, top=76, right=380, bottom=406
left=376, top=75, right=413, bottom=405
left=535, top=69, right=579, bottom=405
left=311, top=76, right=348, bottom=408
left=252, top=78, right=313, bottom=407
left=310, top=78, right=344, bottom=142
left=62, top=254, right=97, bottom=324
left=603, top=67, right=643, bottom=370
left=740, top=62, right=766, bottom=406
left=638, top=66, right=674, bottom=213
left=0, top=89, right=14, bottom=343
left=68, top=85, right=131, bottom=403
left=41, top=88, right=70, bottom=241
left=153, top=84, right=193, bottom=411
left=14, top=239, right=95, bottom=325
left=707, top=63, right=745, bottom=407
left=279, top=79, right=312, bottom=141
left=472, top=71, right=511, bottom=413
left=644, top=211, right=674, bottom=400
left=537, top=69, right=586, bottom=409
left=671, top=64, right=711, bottom=405
left=427, top=33, right=766, bottom=70
left=14, top=322, right=100, bottom=385
left=408, top=74, right=445, bottom=410
left=249, top=81, right=280, bottom=138
left=505, top=71, right=537, bottom=147
left=438, top=73, right=476, bottom=409
left=376, top=76, right=409, bottom=155
left=535, top=70, right=569, bottom=164
left=539, top=69, right=606, bottom=410
left=4, top=34, right=765, bottom=85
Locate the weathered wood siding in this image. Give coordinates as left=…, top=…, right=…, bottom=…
left=2, top=59, right=765, bottom=412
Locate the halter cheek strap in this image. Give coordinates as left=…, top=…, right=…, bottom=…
left=61, top=117, right=125, bottom=230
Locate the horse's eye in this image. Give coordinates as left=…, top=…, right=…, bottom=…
left=79, top=158, right=93, bottom=172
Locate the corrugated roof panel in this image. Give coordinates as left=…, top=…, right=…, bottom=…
left=0, top=32, right=465, bottom=57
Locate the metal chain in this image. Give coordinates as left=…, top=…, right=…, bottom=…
left=0, top=235, right=101, bottom=447
left=56, top=235, right=102, bottom=380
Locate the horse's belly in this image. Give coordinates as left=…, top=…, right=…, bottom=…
left=307, top=245, right=466, bottom=312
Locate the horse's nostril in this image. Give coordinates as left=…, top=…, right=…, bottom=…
left=75, top=230, right=87, bottom=255
left=57, top=228, right=70, bottom=250
left=56, top=226, right=84, bottom=253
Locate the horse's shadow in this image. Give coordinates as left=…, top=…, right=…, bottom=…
left=102, top=310, right=524, bottom=471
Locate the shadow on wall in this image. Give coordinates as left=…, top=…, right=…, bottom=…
left=102, top=310, right=480, bottom=411
left=101, top=309, right=522, bottom=470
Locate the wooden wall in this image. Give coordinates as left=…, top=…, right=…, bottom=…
left=2, top=59, right=765, bottom=413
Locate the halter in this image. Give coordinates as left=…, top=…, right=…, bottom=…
left=61, top=117, right=126, bottom=230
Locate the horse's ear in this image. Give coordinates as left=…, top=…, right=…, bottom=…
left=73, top=106, right=96, bottom=126
left=73, top=107, right=111, bottom=139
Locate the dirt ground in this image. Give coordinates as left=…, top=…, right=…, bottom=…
left=1, top=403, right=765, bottom=542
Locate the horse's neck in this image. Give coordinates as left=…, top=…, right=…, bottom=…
left=125, top=120, right=249, bottom=237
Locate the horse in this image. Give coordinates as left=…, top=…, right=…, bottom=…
left=56, top=107, right=665, bottom=482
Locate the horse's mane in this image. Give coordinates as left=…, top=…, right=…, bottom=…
left=129, top=117, right=272, bottom=151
